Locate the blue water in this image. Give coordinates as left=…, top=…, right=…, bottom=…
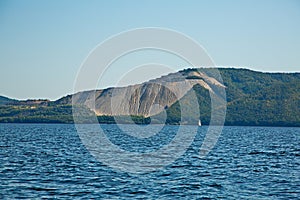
left=0, top=124, right=299, bottom=199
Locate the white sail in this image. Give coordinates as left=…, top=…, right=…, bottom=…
left=198, top=120, right=202, bottom=126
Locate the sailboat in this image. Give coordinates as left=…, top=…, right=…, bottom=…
left=198, top=119, right=202, bottom=126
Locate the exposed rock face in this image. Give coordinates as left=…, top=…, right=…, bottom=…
left=59, top=69, right=225, bottom=116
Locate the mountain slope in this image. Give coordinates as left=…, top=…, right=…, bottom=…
left=59, top=69, right=225, bottom=118
left=0, top=68, right=299, bottom=126
left=162, top=68, right=300, bottom=126
left=221, top=69, right=300, bottom=126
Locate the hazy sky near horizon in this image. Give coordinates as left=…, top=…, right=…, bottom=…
left=1, top=0, right=299, bottom=100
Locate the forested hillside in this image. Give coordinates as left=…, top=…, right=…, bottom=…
left=163, top=68, right=300, bottom=126
left=0, top=68, right=299, bottom=126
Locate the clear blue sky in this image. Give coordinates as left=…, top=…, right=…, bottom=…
left=1, top=0, right=299, bottom=100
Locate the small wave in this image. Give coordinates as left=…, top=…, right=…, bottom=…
left=248, top=151, right=278, bottom=156
left=27, top=187, right=57, bottom=192
left=209, top=182, right=223, bottom=189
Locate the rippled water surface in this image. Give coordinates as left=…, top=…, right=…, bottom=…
left=0, top=124, right=299, bottom=199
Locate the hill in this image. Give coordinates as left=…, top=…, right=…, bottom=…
left=163, top=68, right=300, bottom=126
left=0, top=96, right=17, bottom=105
left=0, top=68, right=299, bottom=126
